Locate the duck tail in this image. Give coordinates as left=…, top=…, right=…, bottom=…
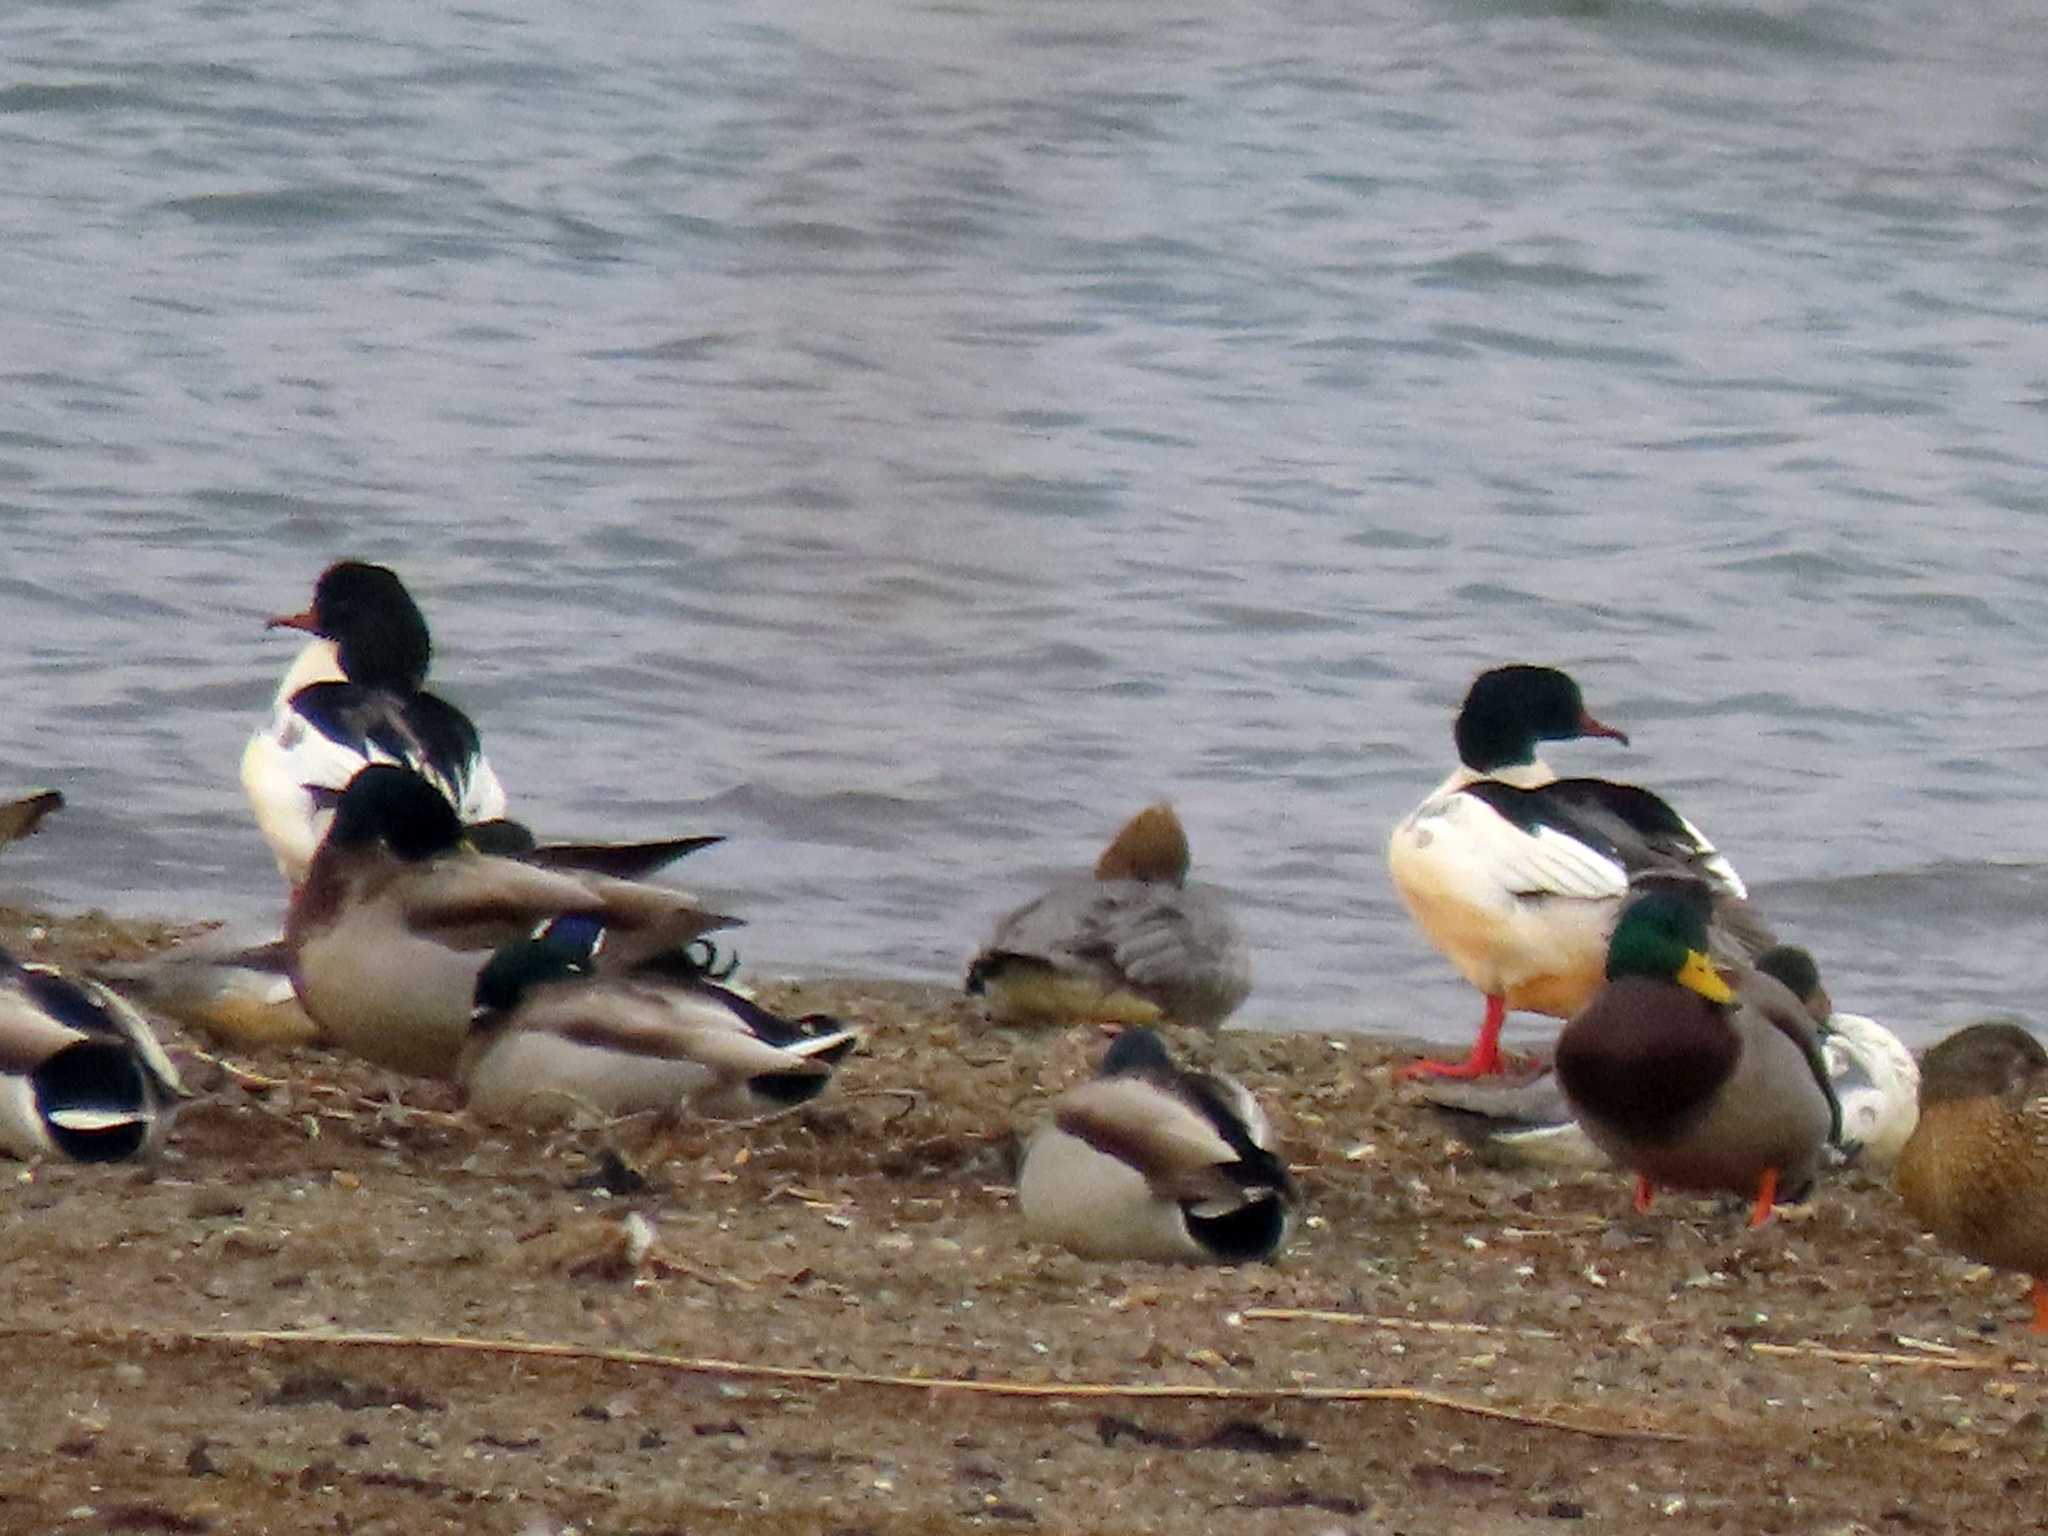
left=33, top=1039, right=156, bottom=1162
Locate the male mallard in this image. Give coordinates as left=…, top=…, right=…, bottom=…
left=967, top=804, right=1250, bottom=1030
left=1553, top=890, right=1836, bottom=1225
left=244, top=561, right=509, bottom=885
left=1416, top=944, right=1916, bottom=1174
left=460, top=935, right=859, bottom=1126
left=1388, top=665, right=1764, bottom=1080
left=0, top=947, right=185, bottom=1162
left=0, top=790, right=62, bottom=854
left=286, top=765, right=736, bottom=1079
left=1018, top=1027, right=1297, bottom=1262
left=1894, top=1022, right=2048, bottom=1333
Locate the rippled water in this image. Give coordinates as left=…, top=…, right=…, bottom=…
left=3, top=0, right=2045, bottom=1044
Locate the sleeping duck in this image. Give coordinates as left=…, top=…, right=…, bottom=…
left=1388, top=665, right=1765, bottom=1080
left=967, top=803, right=1251, bottom=1030
left=1414, top=944, right=1917, bottom=1174
left=286, top=764, right=737, bottom=1080
left=460, top=934, right=859, bottom=1126
left=0, top=948, right=185, bottom=1162
left=1553, top=888, right=1837, bottom=1226
left=1018, top=1027, right=1298, bottom=1262
left=1894, top=1021, right=2048, bottom=1333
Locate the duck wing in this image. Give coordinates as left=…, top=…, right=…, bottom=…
left=293, top=682, right=505, bottom=822
left=1736, top=966, right=1842, bottom=1145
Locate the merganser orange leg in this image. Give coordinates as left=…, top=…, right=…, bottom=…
left=1396, top=995, right=1507, bottom=1081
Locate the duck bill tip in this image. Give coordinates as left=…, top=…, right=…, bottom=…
left=1577, top=710, right=1629, bottom=747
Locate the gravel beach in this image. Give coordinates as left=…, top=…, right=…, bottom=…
left=0, top=904, right=2035, bottom=1536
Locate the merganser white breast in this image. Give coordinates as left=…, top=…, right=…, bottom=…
left=243, top=561, right=507, bottom=885
left=1388, top=665, right=1761, bottom=1080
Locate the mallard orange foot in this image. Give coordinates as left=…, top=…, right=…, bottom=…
left=1396, top=996, right=1508, bottom=1081
left=1746, top=1166, right=1781, bottom=1228
left=1633, top=1174, right=1655, bottom=1214
left=2031, top=1276, right=2048, bottom=1335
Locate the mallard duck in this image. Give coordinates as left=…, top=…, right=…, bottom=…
left=966, top=804, right=1250, bottom=1030
left=460, top=935, right=859, bottom=1126
left=1388, top=665, right=1765, bottom=1080
left=1018, top=1027, right=1298, bottom=1262
left=1894, top=1022, right=2048, bottom=1333
left=0, top=790, right=62, bottom=854
left=286, top=765, right=737, bottom=1080
left=0, top=947, right=185, bottom=1162
left=245, top=561, right=507, bottom=884
left=97, top=935, right=320, bottom=1049
left=1415, top=944, right=1917, bottom=1174
left=1553, top=890, right=1837, bottom=1225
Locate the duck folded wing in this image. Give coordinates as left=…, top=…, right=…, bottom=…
left=1484, top=778, right=1747, bottom=897
left=1443, top=782, right=1632, bottom=899
left=1052, top=1076, right=1244, bottom=1202
left=1107, top=887, right=1248, bottom=992
left=1737, top=966, right=1842, bottom=1144
left=395, top=855, right=734, bottom=957
left=293, top=684, right=505, bottom=819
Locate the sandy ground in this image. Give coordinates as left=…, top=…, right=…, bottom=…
left=0, top=903, right=2040, bottom=1536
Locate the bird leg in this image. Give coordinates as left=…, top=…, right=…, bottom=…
left=1395, top=995, right=1507, bottom=1081
left=2031, top=1276, right=2048, bottom=1335
left=1633, top=1174, right=1654, bottom=1214
left=1747, top=1167, right=1780, bottom=1228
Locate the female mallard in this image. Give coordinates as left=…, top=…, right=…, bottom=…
left=967, top=804, right=1250, bottom=1030
left=1018, top=1027, right=1298, bottom=1262
left=0, top=948, right=185, bottom=1162
left=243, top=561, right=508, bottom=886
left=460, top=936, right=859, bottom=1126
left=1388, top=665, right=1763, bottom=1080
left=286, top=765, right=736, bottom=1080
left=1554, top=891, right=1837, bottom=1225
left=1894, top=1022, right=2048, bottom=1333
left=1416, top=944, right=1917, bottom=1174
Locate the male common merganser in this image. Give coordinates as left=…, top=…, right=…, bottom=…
left=286, top=765, right=736, bottom=1080
left=1387, top=665, right=1762, bottom=1080
left=1415, top=944, right=1917, bottom=1174
left=967, top=804, right=1251, bottom=1030
left=1017, top=1027, right=1298, bottom=1263
left=1553, top=889, right=1837, bottom=1227
left=0, top=948, right=186, bottom=1162
left=1894, top=1021, right=2048, bottom=1333
left=243, top=561, right=508, bottom=885
left=460, top=934, right=859, bottom=1126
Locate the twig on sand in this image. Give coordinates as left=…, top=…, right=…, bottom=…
left=12, top=1325, right=1687, bottom=1442
left=1748, top=1340, right=2039, bottom=1373
left=1235, top=1307, right=1564, bottom=1342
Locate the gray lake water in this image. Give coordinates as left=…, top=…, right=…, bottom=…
left=3, top=0, right=2046, bottom=1046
